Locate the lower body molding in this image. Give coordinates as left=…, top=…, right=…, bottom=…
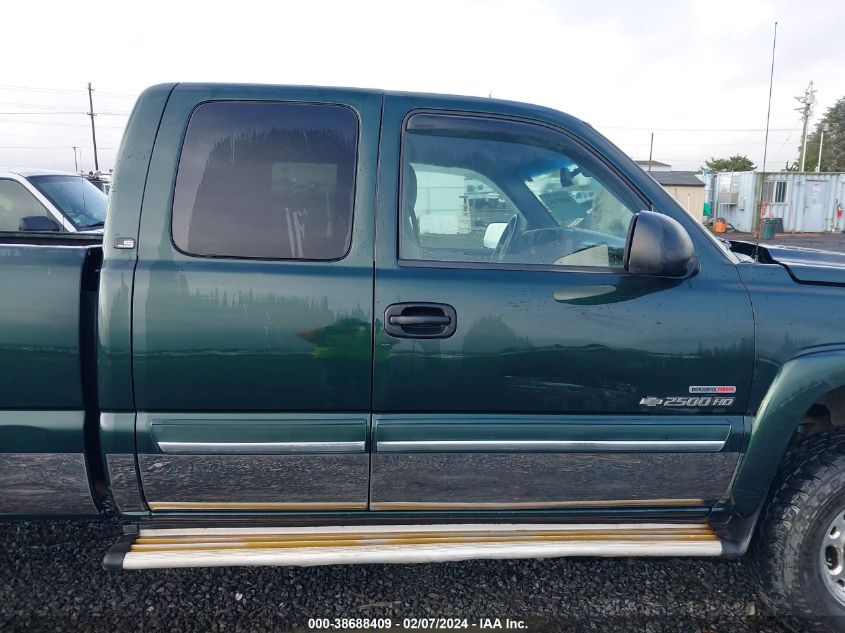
left=0, top=453, right=97, bottom=515
left=106, top=454, right=146, bottom=512
left=137, top=453, right=369, bottom=509
left=370, top=452, right=738, bottom=508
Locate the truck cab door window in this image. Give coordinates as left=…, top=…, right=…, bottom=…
left=404, top=163, right=520, bottom=262
left=400, top=115, right=639, bottom=269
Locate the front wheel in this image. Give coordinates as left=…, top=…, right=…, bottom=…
left=751, top=428, right=845, bottom=631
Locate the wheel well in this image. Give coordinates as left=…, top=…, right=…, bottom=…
left=797, top=385, right=845, bottom=438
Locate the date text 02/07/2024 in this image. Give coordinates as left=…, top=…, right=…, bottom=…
left=307, top=618, right=527, bottom=630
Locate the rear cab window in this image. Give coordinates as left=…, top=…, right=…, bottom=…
left=171, top=101, right=359, bottom=261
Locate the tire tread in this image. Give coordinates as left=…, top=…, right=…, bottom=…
left=751, top=428, right=845, bottom=631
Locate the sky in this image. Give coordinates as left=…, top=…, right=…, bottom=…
left=1, top=0, right=843, bottom=173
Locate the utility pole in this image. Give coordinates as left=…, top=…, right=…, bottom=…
left=71, top=146, right=78, bottom=171
left=796, top=80, right=816, bottom=172
left=647, top=132, right=654, bottom=172
left=817, top=122, right=829, bottom=172
left=87, top=82, right=99, bottom=172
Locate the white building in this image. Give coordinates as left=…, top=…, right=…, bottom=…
left=709, top=171, right=845, bottom=233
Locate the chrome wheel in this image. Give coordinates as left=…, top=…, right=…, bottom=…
left=820, top=511, right=845, bottom=607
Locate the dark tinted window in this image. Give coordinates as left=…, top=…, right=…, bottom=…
left=172, top=101, right=358, bottom=260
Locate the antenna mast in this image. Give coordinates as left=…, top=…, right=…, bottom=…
left=754, top=21, right=777, bottom=258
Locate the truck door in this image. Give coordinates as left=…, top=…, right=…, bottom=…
left=132, top=86, right=379, bottom=511
left=370, top=96, right=754, bottom=512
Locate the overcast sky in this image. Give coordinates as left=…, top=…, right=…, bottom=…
left=1, top=0, right=843, bottom=173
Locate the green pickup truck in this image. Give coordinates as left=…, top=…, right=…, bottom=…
left=4, top=83, right=845, bottom=629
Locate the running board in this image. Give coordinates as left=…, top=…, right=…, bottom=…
left=104, top=523, right=722, bottom=570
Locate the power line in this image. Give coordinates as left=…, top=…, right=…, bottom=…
left=0, top=118, right=124, bottom=129
left=0, top=110, right=128, bottom=116
left=600, top=125, right=794, bottom=132
left=1, top=131, right=97, bottom=141
left=0, top=111, right=88, bottom=115
left=624, top=141, right=796, bottom=147
left=0, top=84, right=90, bottom=95
left=0, top=83, right=136, bottom=98
left=0, top=100, right=92, bottom=109
left=771, top=123, right=802, bottom=158
left=627, top=157, right=715, bottom=161
left=0, top=145, right=117, bottom=150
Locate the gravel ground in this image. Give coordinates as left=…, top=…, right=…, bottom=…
left=0, top=518, right=794, bottom=632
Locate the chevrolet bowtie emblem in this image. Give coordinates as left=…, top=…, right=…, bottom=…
left=639, top=397, right=664, bottom=406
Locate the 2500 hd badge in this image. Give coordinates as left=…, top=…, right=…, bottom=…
left=639, top=396, right=736, bottom=407
left=640, top=386, right=737, bottom=407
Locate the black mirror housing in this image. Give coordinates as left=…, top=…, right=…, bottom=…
left=624, top=210, right=696, bottom=278
left=559, top=167, right=575, bottom=187
left=18, top=216, right=62, bottom=232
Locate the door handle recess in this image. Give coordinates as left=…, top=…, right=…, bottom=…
left=384, top=303, right=457, bottom=339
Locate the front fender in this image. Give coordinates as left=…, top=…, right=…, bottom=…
left=732, top=348, right=845, bottom=517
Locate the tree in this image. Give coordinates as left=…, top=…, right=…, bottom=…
left=702, top=155, right=756, bottom=172
left=801, top=96, right=845, bottom=172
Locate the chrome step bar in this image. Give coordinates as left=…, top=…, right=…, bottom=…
left=105, top=523, right=723, bottom=570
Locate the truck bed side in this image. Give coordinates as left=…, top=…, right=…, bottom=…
left=0, top=239, right=102, bottom=516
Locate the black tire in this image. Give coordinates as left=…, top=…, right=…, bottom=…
left=751, top=428, right=845, bottom=632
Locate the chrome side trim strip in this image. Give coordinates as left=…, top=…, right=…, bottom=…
left=147, top=501, right=367, bottom=511
left=138, top=522, right=708, bottom=537
left=156, top=441, right=366, bottom=454
left=369, top=499, right=706, bottom=510
left=376, top=440, right=726, bottom=453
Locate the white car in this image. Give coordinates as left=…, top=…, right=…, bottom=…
left=0, top=168, right=107, bottom=233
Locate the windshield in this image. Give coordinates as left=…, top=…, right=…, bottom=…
left=26, top=175, right=107, bottom=229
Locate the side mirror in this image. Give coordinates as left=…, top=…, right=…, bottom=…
left=559, top=167, right=575, bottom=187
left=18, top=216, right=62, bottom=232
left=483, top=222, right=508, bottom=249
left=624, top=210, right=696, bottom=278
